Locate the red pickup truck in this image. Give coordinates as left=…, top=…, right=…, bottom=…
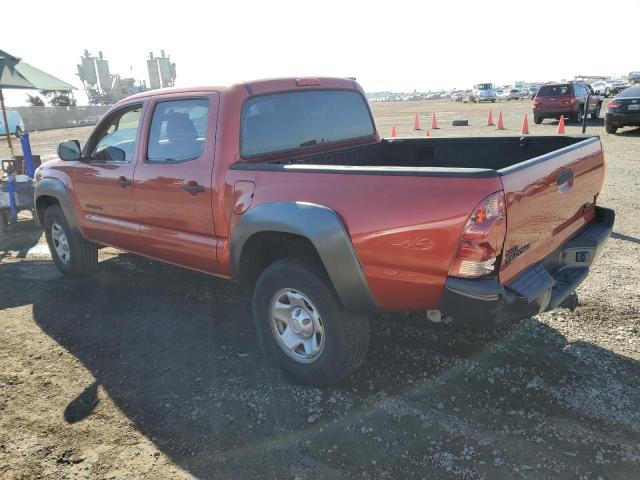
left=34, top=77, right=614, bottom=386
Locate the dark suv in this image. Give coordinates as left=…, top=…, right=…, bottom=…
left=533, top=83, right=603, bottom=124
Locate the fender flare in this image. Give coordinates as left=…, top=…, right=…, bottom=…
left=34, top=178, right=81, bottom=233
left=231, top=201, right=378, bottom=312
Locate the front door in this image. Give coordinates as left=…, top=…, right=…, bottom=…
left=132, top=94, right=219, bottom=273
left=70, top=103, right=145, bottom=251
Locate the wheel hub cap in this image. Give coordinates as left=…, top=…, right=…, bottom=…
left=269, top=289, right=325, bottom=363
left=51, top=222, right=71, bottom=264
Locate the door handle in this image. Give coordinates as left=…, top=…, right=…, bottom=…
left=182, top=181, right=205, bottom=195
left=117, top=176, right=131, bottom=188
left=556, top=169, right=574, bottom=192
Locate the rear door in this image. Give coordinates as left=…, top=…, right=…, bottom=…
left=132, top=93, right=220, bottom=273
left=498, top=137, right=605, bottom=283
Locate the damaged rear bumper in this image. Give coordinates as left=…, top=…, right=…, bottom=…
left=440, top=206, right=615, bottom=327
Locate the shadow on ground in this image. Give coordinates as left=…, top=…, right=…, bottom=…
left=1, top=253, right=639, bottom=479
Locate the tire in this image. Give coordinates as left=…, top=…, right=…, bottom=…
left=534, top=115, right=543, bottom=125
left=574, top=107, right=584, bottom=124
left=605, top=124, right=618, bottom=134
left=591, top=103, right=601, bottom=120
left=44, top=205, right=98, bottom=277
left=252, top=258, right=370, bottom=387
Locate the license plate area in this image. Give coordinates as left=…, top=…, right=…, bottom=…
left=628, top=104, right=640, bottom=111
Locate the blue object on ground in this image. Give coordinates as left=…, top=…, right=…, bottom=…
left=7, top=174, right=17, bottom=218
left=18, top=131, right=35, bottom=177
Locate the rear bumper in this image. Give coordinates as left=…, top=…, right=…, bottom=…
left=605, top=112, right=640, bottom=127
left=441, top=206, right=614, bottom=327
left=533, top=108, right=575, bottom=118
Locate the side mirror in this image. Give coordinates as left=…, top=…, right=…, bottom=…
left=58, top=140, right=82, bottom=161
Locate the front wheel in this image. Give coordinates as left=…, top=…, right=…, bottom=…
left=252, top=259, right=370, bottom=386
left=44, top=205, right=98, bottom=277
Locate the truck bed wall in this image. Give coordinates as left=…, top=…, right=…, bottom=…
left=273, top=136, right=583, bottom=171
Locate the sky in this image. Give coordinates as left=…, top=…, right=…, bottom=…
left=2, top=0, right=639, bottom=106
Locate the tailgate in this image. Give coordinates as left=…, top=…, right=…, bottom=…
left=498, top=137, right=604, bottom=283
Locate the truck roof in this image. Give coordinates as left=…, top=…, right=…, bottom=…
left=122, top=77, right=359, bottom=103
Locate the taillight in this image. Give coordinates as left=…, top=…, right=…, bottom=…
left=607, top=101, right=622, bottom=111
left=296, top=78, right=321, bottom=87
left=533, top=99, right=542, bottom=107
left=449, top=191, right=506, bottom=278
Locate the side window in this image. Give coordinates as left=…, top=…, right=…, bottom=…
left=91, top=106, right=142, bottom=163
left=147, top=98, right=209, bottom=163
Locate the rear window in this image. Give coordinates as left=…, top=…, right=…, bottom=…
left=241, top=90, right=374, bottom=157
left=537, top=85, right=572, bottom=96
left=618, top=86, right=640, bottom=98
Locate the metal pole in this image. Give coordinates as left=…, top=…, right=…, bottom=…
left=0, top=88, right=16, bottom=158
left=582, top=92, right=589, bottom=134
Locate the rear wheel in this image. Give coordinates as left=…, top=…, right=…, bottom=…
left=591, top=103, right=602, bottom=120
left=605, top=124, right=618, bottom=134
left=574, top=107, right=584, bottom=124
left=252, top=258, right=370, bottom=386
left=44, top=205, right=98, bottom=277
left=534, top=115, right=543, bottom=125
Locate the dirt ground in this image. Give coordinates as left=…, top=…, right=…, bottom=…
left=1, top=99, right=639, bottom=479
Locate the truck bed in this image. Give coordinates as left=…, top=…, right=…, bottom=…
left=232, top=134, right=605, bottom=290
left=265, top=136, right=590, bottom=173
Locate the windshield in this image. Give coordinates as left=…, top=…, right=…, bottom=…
left=476, top=83, right=493, bottom=90
left=537, top=85, right=572, bottom=96
left=241, top=90, right=375, bottom=158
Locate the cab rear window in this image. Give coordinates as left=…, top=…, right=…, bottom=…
left=537, top=85, right=572, bottom=96
left=241, top=90, right=375, bottom=158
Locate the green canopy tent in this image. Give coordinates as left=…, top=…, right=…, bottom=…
left=0, top=49, right=76, bottom=157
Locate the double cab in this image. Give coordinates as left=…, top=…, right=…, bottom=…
left=35, top=77, right=614, bottom=385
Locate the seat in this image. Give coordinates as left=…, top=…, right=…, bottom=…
left=157, top=112, right=202, bottom=161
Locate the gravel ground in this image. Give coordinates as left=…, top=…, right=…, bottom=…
left=0, top=100, right=639, bottom=479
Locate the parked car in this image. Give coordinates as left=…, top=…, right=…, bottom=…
left=629, top=71, right=640, bottom=84
left=470, top=83, right=497, bottom=103
left=527, top=85, right=540, bottom=99
left=35, top=77, right=614, bottom=386
left=605, top=85, right=640, bottom=134
left=450, top=91, right=465, bottom=102
left=590, top=81, right=607, bottom=95
left=604, top=79, right=627, bottom=97
left=500, top=88, right=521, bottom=101
left=533, top=82, right=603, bottom=124
left=0, top=110, right=25, bottom=136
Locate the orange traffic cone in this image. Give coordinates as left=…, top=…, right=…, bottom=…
left=487, top=109, right=494, bottom=126
left=557, top=115, right=566, bottom=134
left=431, top=113, right=439, bottom=129
left=413, top=113, right=420, bottom=130
left=520, top=114, right=530, bottom=134
left=496, top=112, right=505, bottom=130
left=391, top=126, right=397, bottom=138
left=426, top=130, right=431, bottom=137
